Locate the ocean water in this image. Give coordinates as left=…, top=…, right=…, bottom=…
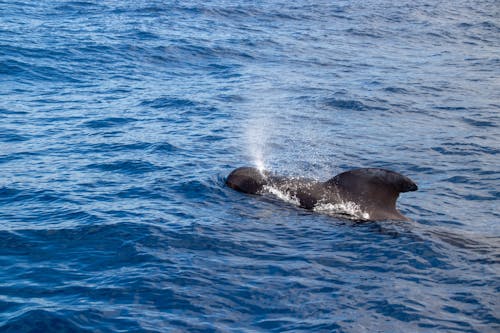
left=1, top=0, right=499, bottom=331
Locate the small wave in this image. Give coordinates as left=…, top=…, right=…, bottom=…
left=0, top=108, right=28, bottom=116
left=0, top=44, right=71, bottom=61
left=199, top=4, right=310, bottom=22
left=324, top=98, right=368, bottom=111
left=131, top=30, right=160, bottom=40
left=0, top=130, right=29, bottom=143
left=431, top=142, right=498, bottom=156
left=462, top=117, right=496, bottom=128
left=54, top=1, right=109, bottom=11
left=82, top=117, right=137, bottom=129
left=151, top=142, right=179, bottom=153
left=0, top=187, right=23, bottom=201
left=434, top=106, right=467, bottom=111
left=116, top=186, right=165, bottom=200
left=345, top=28, right=384, bottom=39
left=480, top=21, right=500, bottom=32
left=215, top=94, right=246, bottom=103
left=383, top=86, right=408, bottom=94
left=144, top=43, right=254, bottom=69
left=85, top=160, right=159, bottom=174
left=140, top=97, right=197, bottom=109
left=1, top=309, right=92, bottom=333
left=0, top=58, right=80, bottom=83
left=83, top=142, right=152, bottom=153
left=457, top=22, right=473, bottom=29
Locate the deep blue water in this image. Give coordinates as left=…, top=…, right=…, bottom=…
left=1, top=0, right=499, bottom=332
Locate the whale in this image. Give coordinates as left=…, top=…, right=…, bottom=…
left=226, top=166, right=417, bottom=221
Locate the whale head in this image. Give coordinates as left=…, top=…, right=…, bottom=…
left=226, top=167, right=268, bottom=194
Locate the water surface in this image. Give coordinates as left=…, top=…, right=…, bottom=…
left=0, top=0, right=499, bottom=332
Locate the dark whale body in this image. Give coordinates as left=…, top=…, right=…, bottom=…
left=226, top=167, right=418, bottom=221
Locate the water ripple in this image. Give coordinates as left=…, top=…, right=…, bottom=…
left=0, top=0, right=498, bottom=332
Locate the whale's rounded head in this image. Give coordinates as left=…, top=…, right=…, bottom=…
left=226, top=167, right=268, bottom=194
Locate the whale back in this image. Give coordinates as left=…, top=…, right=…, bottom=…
left=325, top=168, right=418, bottom=219
left=226, top=166, right=417, bottom=221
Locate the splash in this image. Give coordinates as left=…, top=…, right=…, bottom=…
left=314, top=201, right=371, bottom=220
left=245, top=110, right=272, bottom=174
left=254, top=152, right=266, bottom=174
left=262, top=185, right=300, bottom=206
left=262, top=184, right=370, bottom=220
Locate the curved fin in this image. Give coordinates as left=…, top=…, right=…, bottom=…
left=327, top=168, right=417, bottom=193
left=325, top=168, right=417, bottom=219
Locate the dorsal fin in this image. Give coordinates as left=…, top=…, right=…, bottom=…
left=327, top=168, right=418, bottom=193
left=325, top=168, right=417, bottom=219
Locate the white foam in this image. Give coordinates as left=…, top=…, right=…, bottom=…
left=314, top=201, right=371, bottom=220
left=262, top=185, right=300, bottom=206
left=262, top=185, right=369, bottom=220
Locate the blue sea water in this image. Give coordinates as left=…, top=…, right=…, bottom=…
left=1, top=0, right=499, bottom=331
